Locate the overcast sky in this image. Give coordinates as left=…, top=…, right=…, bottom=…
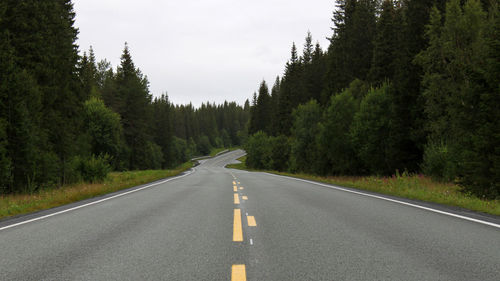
left=73, top=0, right=334, bottom=107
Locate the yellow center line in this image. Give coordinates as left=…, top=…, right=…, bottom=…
left=231, top=264, right=246, bottom=281
left=247, top=215, right=257, bottom=226
left=233, top=209, right=243, bottom=241
left=242, top=196, right=248, bottom=200
left=234, top=193, right=240, bottom=204
left=233, top=186, right=237, bottom=192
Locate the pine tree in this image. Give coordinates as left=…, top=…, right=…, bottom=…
left=115, top=43, right=153, bottom=169
left=417, top=0, right=499, bottom=198
left=368, top=0, right=398, bottom=85
left=326, top=0, right=377, bottom=95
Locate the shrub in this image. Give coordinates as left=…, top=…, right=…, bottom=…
left=422, top=140, right=458, bottom=182
left=245, top=131, right=272, bottom=169
left=269, top=135, right=291, bottom=171
left=76, top=154, right=111, bottom=183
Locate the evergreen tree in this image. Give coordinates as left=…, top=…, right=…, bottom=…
left=326, top=0, right=377, bottom=95
left=417, top=0, right=499, bottom=198
left=368, top=0, right=398, bottom=85
left=115, top=43, right=153, bottom=169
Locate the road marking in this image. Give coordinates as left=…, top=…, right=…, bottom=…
left=247, top=215, right=257, bottom=226
left=242, top=196, right=248, bottom=200
left=233, top=186, right=237, bottom=192
left=249, top=238, right=253, bottom=245
left=233, top=209, right=243, bottom=241
left=231, top=264, right=246, bottom=281
left=0, top=168, right=196, bottom=232
left=264, top=173, right=500, bottom=229
left=239, top=187, right=244, bottom=190
left=234, top=193, right=240, bottom=204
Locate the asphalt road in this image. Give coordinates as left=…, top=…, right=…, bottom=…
left=0, top=149, right=499, bottom=280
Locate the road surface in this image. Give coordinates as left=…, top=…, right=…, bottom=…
left=0, top=149, right=499, bottom=280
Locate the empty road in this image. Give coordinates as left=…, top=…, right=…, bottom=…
left=0, top=150, right=499, bottom=280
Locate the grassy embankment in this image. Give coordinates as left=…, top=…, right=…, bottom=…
left=0, top=162, right=193, bottom=220
left=227, top=156, right=500, bottom=216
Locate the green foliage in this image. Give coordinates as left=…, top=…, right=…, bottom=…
left=422, top=140, right=458, bottom=182
left=245, top=132, right=272, bottom=170
left=74, top=154, right=111, bottom=183
left=350, top=84, right=393, bottom=175
left=319, top=90, right=360, bottom=175
left=83, top=97, right=123, bottom=161
left=168, top=137, right=190, bottom=167
left=289, top=100, right=322, bottom=173
left=0, top=119, right=12, bottom=192
left=326, top=0, right=377, bottom=94
left=197, top=135, right=212, bottom=156
left=417, top=0, right=499, bottom=198
left=269, top=135, right=291, bottom=172
left=143, top=141, right=163, bottom=170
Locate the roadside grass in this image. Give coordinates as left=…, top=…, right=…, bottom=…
left=0, top=162, right=193, bottom=220
left=227, top=156, right=500, bottom=216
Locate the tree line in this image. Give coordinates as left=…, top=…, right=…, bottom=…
left=246, top=0, right=499, bottom=199
left=0, top=1, right=249, bottom=194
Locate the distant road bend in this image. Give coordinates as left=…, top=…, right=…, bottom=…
left=0, top=149, right=499, bottom=280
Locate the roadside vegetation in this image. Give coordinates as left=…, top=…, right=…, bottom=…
left=245, top=0, right=499, bottom=200
left=227, top=157, right=500, bottom=216
left=0, top=162, right=192, bottom=220
left=0, top=2, right=249, bottom=196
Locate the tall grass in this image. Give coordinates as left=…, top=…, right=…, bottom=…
left=0, top=162, right=193, bottom=220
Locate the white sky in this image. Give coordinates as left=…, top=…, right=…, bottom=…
left=73, top=0, right=333, bottom=107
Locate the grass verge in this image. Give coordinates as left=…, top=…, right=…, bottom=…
left=0, top=161, right=193, bottom=220
left=227, top=156, right=500, bottom=216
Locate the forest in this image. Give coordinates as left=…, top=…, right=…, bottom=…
left=0, top=0, right=498, bottom=200
left=245, top=0, right=499, bottom=199
left=0, top=1, right=249, bottom=194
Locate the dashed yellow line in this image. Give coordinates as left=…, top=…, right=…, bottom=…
left=242, top=196, right=248, bottom=200
left=231, top=264, right=246, bottom=281
left=234, top=193, right=240, bottom=204
left=247, top=215, right=257, bottom=226
left=233, top=209, right=243, bottom=242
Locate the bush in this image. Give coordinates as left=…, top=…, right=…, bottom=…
left=290, top=100, right=322, bottom=173
left=245, top=131, right=272, bottom=169
left=144, top=141, right=163, bottom=170
left=422, top=140, right=458, bottom=182
left=197, top=135, right=212, bottom=156
left=350, top=84, right=393, bottom=175
left=269, top=135, right=291, bottom=171
left=76, top=154, right=111, bottom=183
left=319, top=90, right=361, bottom=175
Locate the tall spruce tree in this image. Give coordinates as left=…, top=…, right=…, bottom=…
left=115, top=43, right=153, bottom=170
left=326, top=0, right=377, bottom=95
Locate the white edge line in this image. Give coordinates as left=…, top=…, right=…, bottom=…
left=264, top=172, right=500, bottom=229
left=0, top=168, right=196, bottom=232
